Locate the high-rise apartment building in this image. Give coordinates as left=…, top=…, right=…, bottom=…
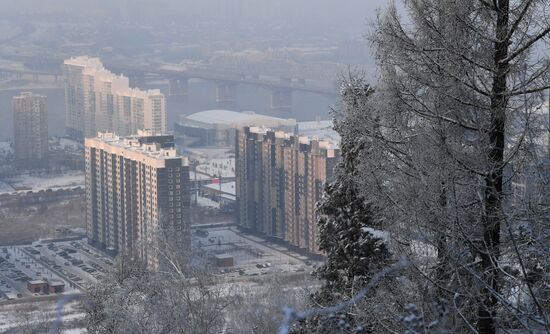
left=236, top=127, right=339, bottom=254
left=85, top=131, right=190, bottom=269
left=12, top=92, right=48, bottom=169
left=64, top=56, right=167, bottom=140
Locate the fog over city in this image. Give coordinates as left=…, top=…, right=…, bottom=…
left=0, top=0, right=548, bottom=333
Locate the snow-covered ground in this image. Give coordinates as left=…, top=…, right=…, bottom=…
left=1, top=170, right=84, bottom=193
left=203, top=181, right=236, bottom=196
left=50, top=137, right=84, bottom=152
left=196, top=158, right=235, bottom=178
left=0, top=299, right=85, bottom=333
left=196, top=196, right=219, bottom=208
left=298, top=120, right=340, bottom=144
left=183, top=147, right=234, bottom=160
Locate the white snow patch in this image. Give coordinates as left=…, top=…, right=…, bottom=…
left=196, top=158, right=235, bottom=178
left=2, top=170, right=84, bottom=192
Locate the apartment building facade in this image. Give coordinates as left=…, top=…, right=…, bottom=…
left=236, top=127, right=339, bottom=254
left=64, top=56, right=166, bottom=140
left=12, top=92, right=48, bottom=169
left=85, top=131, right=190, bottom=269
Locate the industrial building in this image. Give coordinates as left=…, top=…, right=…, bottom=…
left=85, top=130, right=190, bottom=269
left=236, top=127, right=339, bottom=254
left=64, top=56, right=167, bottom=140
left=175, top=109, right=297, bottom=147
left=12, top=92, right=48, bottom=169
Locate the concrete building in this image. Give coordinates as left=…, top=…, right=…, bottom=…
left=12, top=92, right=48, bottom=169
left=27, top=280, right=47, bottom=294
left=85, top=130, right=190, bottom=269
left=236, top=127, right=339, bottom=254
left=47, top=280, right=65, bottom=294
left=64, top=56, right=167, bottom=140
left=214, top=254, right=234, bottom=267
left=175, top=109, right=296, bottom=147
left=27, top=279, right=65, bottom=294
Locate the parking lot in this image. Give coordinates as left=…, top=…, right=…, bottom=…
left=0, top=246, right=76, bottom=301
left=0, top=239, right=115, bottom=302
left=194, top=226, right=317, bottom=279
left=0, top=226, right=320, bottom=303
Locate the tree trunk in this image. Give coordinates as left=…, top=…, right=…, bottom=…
left=479, top=1, right=509, bottom=333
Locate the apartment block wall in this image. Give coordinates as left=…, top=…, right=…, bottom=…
left=64, top=57, right=167, bottom=140
left=85, top=133, right=190, bottom=269
left=236, top=127, right=339, bottom=254
left=12, top=92, right=48, bottom=169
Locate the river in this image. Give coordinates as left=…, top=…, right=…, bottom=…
left=0, top=80, right=335, bottom=141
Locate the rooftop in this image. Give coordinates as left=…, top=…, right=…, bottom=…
left=248, top=126, right=339, bottom=150
left=298, top=120, right=340, bottom=145
left=64, top=56, right=163, bottom=98
left=13, top=92, right=46, bottom=100
left=87, top=132, right=188, bottom=165
left=180, top=109, right=296, bottom=129
left=48, top=281, right=65, bottom=287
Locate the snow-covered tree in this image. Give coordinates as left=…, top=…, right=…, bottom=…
left=84, top=254, right=232, bottom=334
left=289, top=0, right=549, bottom=332
left=341, top=0, right=550, bottom=333
left=292, top=79, right=395, bottom=333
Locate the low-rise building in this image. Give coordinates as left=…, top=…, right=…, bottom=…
left=27, top=280, right=47, bottom=294
left=48, top=280, right=65, bottom=294
left=214, top=254, right=234, bottom=267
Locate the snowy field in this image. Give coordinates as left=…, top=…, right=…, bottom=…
left=1, top=171, right=84, bottom=193
left=298, top=120, right=340, bottom=144
left=0, top=299, right=85, bottom=333
left=50, top=137, right=84, bottom=153
left=196, top=158, right=235, bottom=178
left=182, top=147, right=234, bottom=161
left=196, top=196, right=219, bottom=207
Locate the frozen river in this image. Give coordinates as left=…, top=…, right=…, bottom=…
left=0, top=81, right=335, bottom=141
